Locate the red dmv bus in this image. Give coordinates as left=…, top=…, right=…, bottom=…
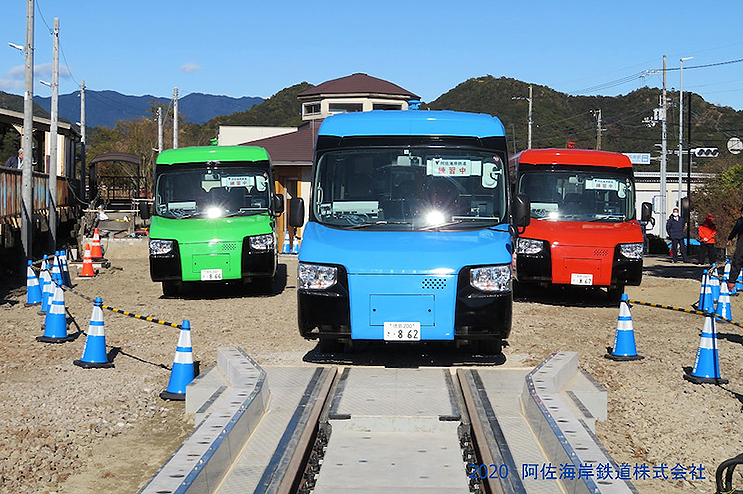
left=510, top=149, right=652, bottom=300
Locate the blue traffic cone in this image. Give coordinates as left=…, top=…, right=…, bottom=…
left=37, top=284, right=73, bottom=343
left=74, top=297, right=114, bottom=368
left=723, top=258, right=732, bottom=282
left=605, top=294, right=643, bottom=361
left=160, top=320, right=195, bottom=401
left=709, top=267, right=721, bottom=303
left=715, top=281, right=732, bottom=322
left=736, top=270, right=743, bottom=293
left=51, top=253, right=63, bottom=286
left=684, top=314, right=728, bottom=384
left=697, top=270, right=715, bottom=314
left=25, top=260, right=42, bottom=306
left=291, top=235, right=300, bottom=254
left=39, top=262, right=54, bottom=315
left=60, top=250, right=72, bottom=287
left=281, top=231, right=291, bottom=254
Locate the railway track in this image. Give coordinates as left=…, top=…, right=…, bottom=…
left=140, top=349, right=636, bottom=494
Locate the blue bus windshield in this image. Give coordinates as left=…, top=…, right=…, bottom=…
left=313, top=147, right=508, bottom=230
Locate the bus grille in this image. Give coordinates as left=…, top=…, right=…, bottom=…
left=221, top=242, right=238, bottom=252
left=421, top=278, right=447, bottom=290
left=594, top=248, right=610, bottom=257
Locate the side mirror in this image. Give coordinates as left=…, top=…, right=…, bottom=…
left=641, top=202, right=653, bottom=223
left=289, top=197, right=305, bottom=228
left=273, top=193, right=284, bottom=214
left=138, top=201, right=151, bottom=220
left=512, top=194, right=531, bottom=229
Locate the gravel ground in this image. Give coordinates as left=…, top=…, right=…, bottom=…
left=1, top=238, right=742, bottom=493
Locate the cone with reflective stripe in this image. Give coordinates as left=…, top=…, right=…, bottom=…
left=37, top=284, right=73, bottom=343
left=79, top=244, right=95, bottom=277
left=74, top=297, right=114, bottom=368
left=697, top=270, right=715, bottom=314
left=291, top=235, right=300, bottom=254
left=160, top=320, right=195, bottom=400
left=684, top=313, right=728, bottom=384
left=60, top=250, right=72, bottom=287
left=715, top=281, right=732, bottom=322
left=281, top=231, right=291, bottom=254
left=605, top=294, right=643, bottom=361
left=90, top=228, right=105, bottom=260
left=39, top=259, right=53, bottom=315
left=25, top=260, right=42, bottom=306
left=709, top=265, right=721, bottom=303
left=736, top=270, right=743, bottom=292
left=723, top=258, right=732, bottom=283
left=51, top=252, right=63, bottom=286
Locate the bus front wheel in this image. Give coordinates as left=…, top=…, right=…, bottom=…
left=162, top=281, right=181, bottom=298
left=319, top=338, right=345, bottom=354
left=478, top=339, right=503, bottom=355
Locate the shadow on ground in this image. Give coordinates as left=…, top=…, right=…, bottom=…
left=302, top=340, right=510, bottom=368
left=161, top=263, right=288, bottom=300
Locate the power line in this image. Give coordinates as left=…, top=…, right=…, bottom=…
left=569, top=57, right=743, bottom=96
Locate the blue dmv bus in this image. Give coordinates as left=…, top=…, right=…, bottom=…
left=288, top=110, right=530, bottom=354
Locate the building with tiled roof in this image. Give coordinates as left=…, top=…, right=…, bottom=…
left=297, top=73, right=419, bottom=121
left=218, top=74, right=418, bottom=242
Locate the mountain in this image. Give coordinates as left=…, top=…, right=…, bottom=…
left=425, top=76, right=743, bottom=161
left=0, top=91, right=50, bottom=118
left=31, top=90, right=263, bottom=128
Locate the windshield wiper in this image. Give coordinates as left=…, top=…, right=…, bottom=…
left=350, top=220, right=412, bottom=229
left=420, top=217, right=496, bottom=231
left=224, top=209, right=266, bottom=218
left=588, top=214, right=625, bottom=222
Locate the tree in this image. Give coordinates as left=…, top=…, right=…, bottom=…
left=690, top=155, right=743, bottom=247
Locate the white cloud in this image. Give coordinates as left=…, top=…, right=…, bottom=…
left=180, top=62, right=202, bottom=73
left=35, top=63, right=72, bottom=79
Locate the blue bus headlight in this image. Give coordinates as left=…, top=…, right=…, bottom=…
left=298, top=263, right=338, bottom=290
left=619, top=242, right=643, bottom=259
left=150, top=239, right=174, bottom=256
left=249, top=233, right=275, bottom=251
left=516, top=238, right=545, bottom=255
left=470, top=265, right=512, bottom=293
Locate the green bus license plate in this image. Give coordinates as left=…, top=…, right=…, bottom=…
left=201, top=269, right=223, bottom=281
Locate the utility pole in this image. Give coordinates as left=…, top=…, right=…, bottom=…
left=157, top=106, right=163, bottom=153
left=660, top=55, right=668, bottom=237
left=48, top=18, right=59, bottom=250
left=678, top=57, right=692, bottom=209
left=173, top=87, right=179, bottom=149
left=527, top=85, right=533, bottom=149
left=21, top=0, right=35, bottom=261
left=592, top=109, right=603, bottom=150
left=686, top=92, right=692, bottom=251
left=511, top=85, right=533, bottom=149
left=80, top=80, right=87, bottom=203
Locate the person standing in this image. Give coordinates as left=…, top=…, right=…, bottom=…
left=666, top=207, right=688, bottom=263
left=726, top=206, right=743, bottom=292
left=3, top=148, right=22, bottom=168
left=697, top=214, right=717, bottom=265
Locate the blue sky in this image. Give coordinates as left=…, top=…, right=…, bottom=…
left=2, top=0, right=743, bottom=112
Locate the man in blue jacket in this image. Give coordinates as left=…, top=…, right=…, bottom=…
left=726, top=206, right=743, bottom=291
left=666, top=207, right=688, bottom=263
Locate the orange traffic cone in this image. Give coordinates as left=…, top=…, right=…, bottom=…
left=79, top=244, right=96, bottom=278
left=90, top=228, right=105, bottom=260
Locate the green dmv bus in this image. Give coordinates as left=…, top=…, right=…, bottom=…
left=148, top=146, right=283, bottom=296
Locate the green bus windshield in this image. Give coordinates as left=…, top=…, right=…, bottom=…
left=154, top=161, right=271, bottom=219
